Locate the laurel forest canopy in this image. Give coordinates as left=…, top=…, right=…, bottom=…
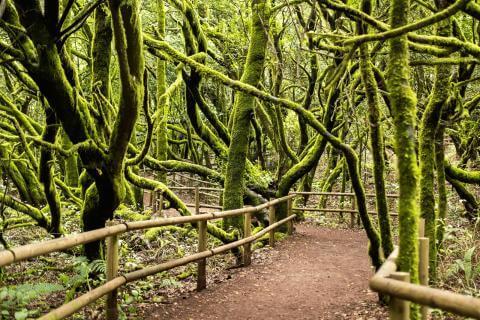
left=2, top=0, right=480, bottom=315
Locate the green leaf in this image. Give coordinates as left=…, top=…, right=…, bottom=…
left=464, top=246, right=476, bottom=284
left=14, top=309, right=28, bottom=320
left=0, top=290, right=8, bottom=300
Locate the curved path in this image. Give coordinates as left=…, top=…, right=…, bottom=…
left=148, top=224, right=384, bottom=319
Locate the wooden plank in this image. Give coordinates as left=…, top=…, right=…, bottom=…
left=419, top=237, right=430, bottom=320
left=197, top=220, right=207, bottom=291
left=287, top=198, right=294, bottom=235
left=105, top=221, right=119, bottom=320
left=291, top=191, right=399, bottom=198
left=371, top=248, right=480, bottom=319
left=292, top=207, right=399, bottom=217
left=350, top=197, right=356, bottom=229
left=0, top=224, right=127, bottom=267
left=269, top=205, right=276, bottom=246
left=389, top=272, right=410, bottom=320
left=243, top=212, right=252, bottom=266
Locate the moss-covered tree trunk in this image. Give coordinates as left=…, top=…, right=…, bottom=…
left=81, top=0, right=145, bottom=259
left=61, top=133, right=79, bottom=187
left=10, top=0, right=144, bottom=258
left=358, top=0, right=393, bottom=258
left=418, top=0, right=451, bottom=281
left=297, top=7, right=318, bottom=155
left=274, top=88, right=338, bottom=227
left=435, top=124, right=448, bottom=249
left=0, top=145, right=41, bottom=206
left=387, top=0, right=420, bottom=316
left=91, top=3, right=113, bottom=142
left=155, top=0, right=168, bottom=184
left=39, top=108, right=62, bottom=236
left=222, top=0, right=271, bottom=230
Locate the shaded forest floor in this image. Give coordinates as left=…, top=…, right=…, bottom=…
left=144, top=224, right=387, bottom=320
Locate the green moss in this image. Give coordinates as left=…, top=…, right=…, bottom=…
left=114, top=204, right=151, bottom=221
left=39, top=108, right=63, bottom=236
left=444, top=161, right=480, bottom=183
left=144, top=226, right=194, bottom=241
left=0, top=193, right=49, bottom=229
left=61, top=132, right=79, bottom=188
left=125, top=167, right=236, bottom=243
left=435, top=125, right=448, bottom=249
left=155, top=0, right=168, bottom=183
left=358, top=0, right=393, bottom=258
left=387, top=0, right=420, bottom=316
left=223, top=0, right=271, bottom=230
left=345, top=0, right=469, bottom=46
left=318, top=158, right=343, bottom=209
left=0, top=144, right=34, bottom=204
left=418, top=7, right=452, bottom=281
left=91, top=4, right=112, bottom=101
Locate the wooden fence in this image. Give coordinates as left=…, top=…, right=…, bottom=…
left=145, top=184, right=401, bottom=223
left=370, top=220, right=480, bottom=319
left=145, top=184, right=480, bottom=319
left=3, top=174, right=480, bottom=319
left=0, top=194, right=296, bottom=320
left=291, top=191, right=399, bottom=228
left=146, top=186, right=224, bottom=214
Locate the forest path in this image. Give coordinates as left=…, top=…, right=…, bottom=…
left=147, top=224, right=383, bottom=320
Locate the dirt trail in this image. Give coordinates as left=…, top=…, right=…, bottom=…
left=147, top=224, right=385, bottom=320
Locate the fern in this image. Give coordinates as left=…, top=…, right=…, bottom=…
left=0, top=282, right=64, bottom=319
left=89, top=259, right=106, bottom=275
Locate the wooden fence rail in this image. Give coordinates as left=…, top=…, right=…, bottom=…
left=291, top=192, right=400, bottom=227
left=370, top=220, right=480, bottom=319
left=0, top=194, right=296, bottom=320
left=5, top=184, right=480, bottom=319
left=163, top=178, right=402, bottom=222
left=172, top=172, right=219, bottom=186
left=148, top=189, right=400, bottom=220
left=292, top=191, right=399, bottom=198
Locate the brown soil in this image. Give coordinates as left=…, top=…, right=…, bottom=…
left=146, top=224, right=387, bottom=320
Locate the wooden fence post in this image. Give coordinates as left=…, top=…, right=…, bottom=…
left=152, top=191, right=157, bottom=213
left=197, top=220, right=207, bottom=291
left=287, top=198, right=294, bottom=235
left=243, top=212, right=252, bottom=266
left=195, top=186, right=207, bottom=290
left=158, top=192, right=164, bottom=217
left=149, top=190, right=153, bottom=208
left=105, top=221, right=120, bottom=320
left=195, top=186, right=200, bottom=215
left=389, top=272, right=410, bottom=320
left=418, top=218, right=425, bottom=238
left=419, top=236, right=429, bottom=319
left=350, top=195, right=356, bottom=229
left=269, top=204, right=276, bottom=246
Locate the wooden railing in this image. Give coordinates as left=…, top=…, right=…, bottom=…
left=170, top=186, right=224, bottom=210
left=146, top=186, right=223, bottom=214
left=370, top=220, right=480, bottom=319
left=291, top=191, right=399, bottom=228
left=146, top=188, right=400, bottom=225
left=171, top=172, right=218, bottom=187
left=0, top=194, right=296, bottom=320
left=144, top=186, right=480, bottom=319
